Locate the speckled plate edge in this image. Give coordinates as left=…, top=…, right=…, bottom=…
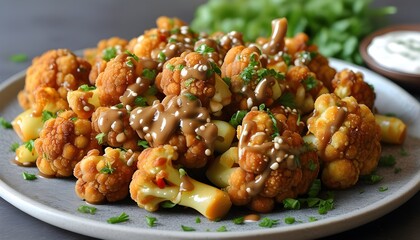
left=0, top=59, right=419, bottom=240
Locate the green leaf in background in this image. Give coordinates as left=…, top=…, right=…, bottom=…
left=191, top=0, right=396, bottom=65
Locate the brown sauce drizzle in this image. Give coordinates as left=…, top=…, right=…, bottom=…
left=238, top=111, right=302, bottom=197
left=180, top=175, right=195, bottom=191
left=262, top=18, right=288, bottom=55
left=119, top=77, right=151, bottom=108
left=129, top=94, right=218, bottom=153
left=318, top=107, right=347, bottom=152
left=97, top=108, right=126, bottom=142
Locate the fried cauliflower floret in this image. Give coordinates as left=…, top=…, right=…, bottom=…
left=306, top=93, right=381, bottom=189
left=306, top=53, right=337, bottom=91
left=67, top=86, right=100, bottom=119
left=35, top=110, right=100, bottom=177
left=18, top=49, right=91, bottom=110
left=129, top=95, right=219, bottom=168
left=221, top=45, right=282, bottom=112
left=95, top=52, right=143, bottom=106
left=31, top=87, right=69, bottom=117
left=86, top=37, right=129, bottom=85
left=156, top=52, right=216, bottom=106
left=284, top=65, right=329, bottom=114
left=156, top=16, right=187, bottom=30
left=74, top=148, right=138, bottom=204
left=130, top=145, right=232, bottom=220
left=332, top=69, right=376, bottom=109
left=207, top=108, right=319, bottom=213
left=91, top=107, right=140, bottom=151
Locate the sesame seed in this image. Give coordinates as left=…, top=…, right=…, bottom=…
left=246, top=187, right=251, bottom=193
left=205, top=149, right=212, bottom=156
left=143, top=126, right=149, bottom=132
left=126, top=105, right=132, bottom=111
left=274, top=143, right=280, bottom=150
left=83, top=106, right=90, bottom=112
left=199, top=125, right=206, bottom=131
left=136, top=77, right=141, bottom=84
left=270, top=162, right=279, bottom=170
left=180, top=68, right=188, bottom=77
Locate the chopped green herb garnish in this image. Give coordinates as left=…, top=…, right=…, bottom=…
left=181, top=225, right=196, bottom=231
left=126, top=59, right=135, bottom=68
left=361, top=173, right=383, bottom=184
left=41, top=111, right=56, bottom=123
left=258, top=103, right=266, bottom=111
left=142, top=69, right=157, bottom=79
left=240, top=54, right=259, bottom=84
left=70, top=117, right=78, bottom=122
left=302, top=75, right=318, bottom=90
left=24, top=140, right=35, bottom=152
left=282, top=53, right=292, bottom=66
left=158, top=52, right=166, bottom=63
left=266, top=108, right=280, bottom=138
left=307, top=179, right=321, bottom=197
left=305, top=197, right=321, bottom=208
left=308, top=160, right=317, bottom=172
left=298, top=51, right=317, bottom=63
left=10, top=142, right=19, bottom=152
left=277, top=92, right=296, bottom=108
left=232, top=216, right=245, bottom=225
left=79, top=84, right=96, bottom=91
left=114, top=103, right=124, bottom=109
left=379, top=186, right=388, bottom=192
left=394, top=167, right=402, bottom=174
left=100, top=161, right=115, bottom=174
left=399, top=147, right=409, bottom=156
left=184, top=78, right=194, bottom=88
left=258, top=217, right=279, bottom=228
left=308, top=216, right=318, bottom=222
left=22, top=172, right=37, bottom=180
left=168, top=37, right=177, bottom=43
left=9, top=53, right=28, bottom=63
left=284, top=217, right=296, bottom=224
left=77, top=205, right=97, bottom=214
left=379, top=154, right=396, bottom=167
left=176, top=64, right=185, bottom=71
left=222, top=77, right=231, bottom=86
left=195, top=217, right=201, bottom=223
left=107, top=212, right=129, bottom=224
left=257, top=68, right=284, bottom=81
left=95, top=133, right=106, bottom=145
left=102, top=47, right=117, bottom=61
left=195, top=44, right=215, bottom=55
left=137, top=140, right=149, bottom=149
left=283, top=198, right=301, bottom=210
left=160, top=201, right=177, bottom=208
left=0, top=117, right=13, bottom=129
left=145, top=85, right=158, bottom=96
left=166, top=64, right=175, bottom=71
left=124, top=50, right=139, bottom=61
left=146, top=216, right=157, bottom=227
left=179, top=168, right=187, bottom=178
left=229, top=110, right=248, bottom=128
left=318, top=199, right=334, bottom=214
left=384, top=112, right=397, bottom=117
left=134, top=96, right=148, bottom=107
left=183, top=92, right=197, bottom=101
left=216, top=225, right=228, bottom=232
left=207, top=61, right=221, bottom=77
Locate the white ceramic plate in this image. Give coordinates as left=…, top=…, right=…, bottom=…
left=0, top=59, right=419, bottom=240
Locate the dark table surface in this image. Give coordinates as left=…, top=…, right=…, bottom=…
left=0, top=0, right=418, bottom=239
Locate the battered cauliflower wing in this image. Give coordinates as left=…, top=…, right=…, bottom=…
left=18, top=49, right=91, bottom=110
left=207, top=107, right=319, bottom=213
left=332, top=69, right=376, bottom=109
left=35, top=110, right=100, bottom=177
left=306, top=93, right=381, bottom=189
left=74, top=148, right=138, bottom=204
left=129, top=145, right=232, bottom=220
left=91, top=107, right=141, bottom=151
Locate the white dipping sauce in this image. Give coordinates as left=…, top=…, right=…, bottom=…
left=367, top=31, right=420, bottom=75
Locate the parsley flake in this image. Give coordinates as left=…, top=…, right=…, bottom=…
left=0, top=117, right=13, bottom=129
left=195, top=217, right=201, bottom=223
left=79, top=84, right=96, bottom=91
left=41, top=111, right=56, bottom=123
left=142, top=69, right=157, bottom=79
left=258, top=217, right=279, bottom=228
left=284, top=217, right=296, bottom=224
left=160, top=201, right=177, bottom=208
left=232, top=216, right=245, bottom=225
left=100, top=161, right=115, bottom=174
left=95, top=133, right=106, bottom=145
left=195, top=44, right=215, bottom=55
left=307, top=179, right=321, bottom=197
left=216, top=226, right=228, bottom=232
left=183, top=92, right=197, bottom=101
left=107, top=212, right=129, bottom=224
left=379, top=154, right=396, bottom=167
left=308, top=216, right=318, bottom=222
left=229, top=110, right=248, bottom=128
left=277, top=92, right=296, bottom=108
left=318, top=199, right=334, bottom=214
left=24, top=140, right=35, bottom=152
left=10, top=142, right=19, bottom=152
left=302, top=75, right=318, bottom=90
left=102, top=47, right=117, bottom=61
left=9, top=53, right=28, bottom=63
left=283, top=198, right=301, bottom=210
left=137, top=140, right=149, bottom=149
left=158, top=52, right=166, bottom=63
left=146, top=216, right=157, bottom=227
left=22, top=172, right=37, bottom=180
left=134, top=96, right=148, bottom=107
left=124, top=50, right=139, bottom=61
left=181, top=225, right=196, bottom=231
left=77, top=205, right=97, bottom=214
left=379, top=186, right=388, bottom=192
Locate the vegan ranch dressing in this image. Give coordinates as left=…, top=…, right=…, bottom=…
left=367, top=31, right=420, bottom=75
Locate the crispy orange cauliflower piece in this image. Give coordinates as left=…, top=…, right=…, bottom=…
left=306, top=93, right=381, bottom=189
left=95, top=52, right=143, bottom=106
left=91, top=107, right=141, bottom=151
left=74, top=148, right=138, bottom=204
left=85, top=37, right=129, bottom=85
left=35, top=110, right=100, bottom=177
left=332, top=69, right=376, bottom=109
left=130, top=145, right=232, bottom=220
left=18, top=49, right=91, bottom=110
left=207, top=108, right=319, bottom=213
